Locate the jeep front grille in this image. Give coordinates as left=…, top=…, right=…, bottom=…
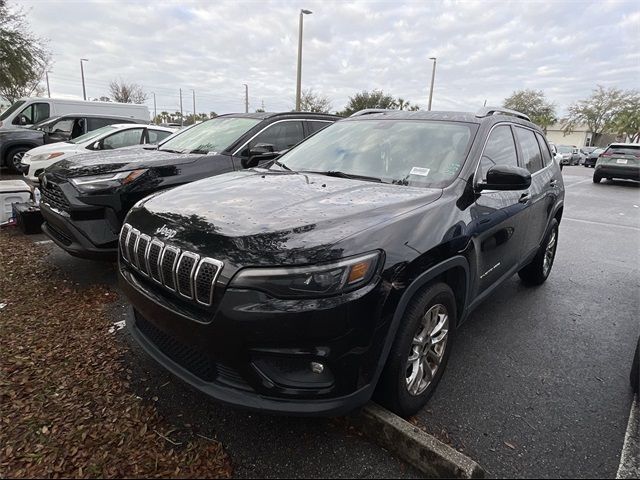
left=119, top=223, right=223, bottom=306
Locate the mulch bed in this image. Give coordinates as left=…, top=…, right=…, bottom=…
left=0, top=230, right=232, bottom=478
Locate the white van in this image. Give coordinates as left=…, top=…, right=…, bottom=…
left=0, top=98, right=150, bottom=130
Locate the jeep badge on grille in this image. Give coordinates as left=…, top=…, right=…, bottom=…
left=155, top=224, right=177, bottom=239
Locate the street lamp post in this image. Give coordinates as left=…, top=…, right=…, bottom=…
left=243, top=84, right=249, bottom=113
left=295, top=9, right=312, bottom=111
left=45, top=71, right=51, bottom=98
left=428, top=57, right=437, bottom=111
left=151, top=92, right=157, bottom=123
left=80, top=58, right=89, bottom=101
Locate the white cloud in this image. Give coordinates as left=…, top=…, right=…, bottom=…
left=16, top=0, right=640, bottom=116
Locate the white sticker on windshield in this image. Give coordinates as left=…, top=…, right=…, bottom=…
left=409, top=167, right=431, bottom=177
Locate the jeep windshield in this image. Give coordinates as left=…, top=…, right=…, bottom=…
left=158, top=117, right=260, bottom=154
left=276, top=119, right=476, bottom=187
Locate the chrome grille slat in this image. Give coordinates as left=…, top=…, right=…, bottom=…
left=176, top=252, right=199, bottom=299
left=136, top=234, right=151, bottom=276
left=127, top=229, right=140, bottom=266
left=195, top=258, right=223, bottom=306
left=119, top=223, right=223, bottom=307
left=120, top=224, right=132, bottom=262
left=160, top=246, right=180, bottom=291
left=147, top=240, right=164, bottom=283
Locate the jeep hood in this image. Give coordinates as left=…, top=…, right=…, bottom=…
left=125, top=169, right=442, bottom=268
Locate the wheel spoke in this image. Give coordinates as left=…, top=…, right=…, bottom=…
left=409, top=362, right=423, bottom=395
left=431, top=313, right=448, bottom=336
left=431, top=328, right=448, bottom=345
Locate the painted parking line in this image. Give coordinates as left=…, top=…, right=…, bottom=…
left=617, top=398, right=639, bottom=479
left=563, top=217, right=640, bottom=232
left=563, top=178, right=592, bottom=189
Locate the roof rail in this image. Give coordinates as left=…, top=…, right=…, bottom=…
left=349, top=109, right=395, bottom=118
left=476, top=107, right=531, bottom=122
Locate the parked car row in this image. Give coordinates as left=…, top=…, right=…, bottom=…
left=21, top=105, right=564, bottom=417
left=0, top=97, right=151, bottom=172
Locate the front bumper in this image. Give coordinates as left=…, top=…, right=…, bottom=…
left=39, top=180, right=120, bottom=260
left=119, top=262, right=390, bottom=416
left=595, top=164, right=640, bottom=181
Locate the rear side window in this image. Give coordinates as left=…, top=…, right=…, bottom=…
left=87, top=117, right=130, bottom=130
left=479, top=125, right=518, bottom=181
left=514, top=127, right=543, bottom=174
left=307, top=120, right=332, bottom=135
left=535, top=132, right=552, bottom=167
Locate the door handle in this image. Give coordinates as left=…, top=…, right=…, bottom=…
left=519, top=192, right=530, bottom=203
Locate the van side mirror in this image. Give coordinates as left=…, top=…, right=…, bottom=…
left=476, top=165, right=531, bottom=191
left=18, top=115, right=29, bottom=126
left=91, top=141, right=102, bottom=150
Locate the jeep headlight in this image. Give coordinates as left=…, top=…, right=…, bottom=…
left=70, top=169, right=147, bottom=193
left=230, top=251, right=381, bottom=299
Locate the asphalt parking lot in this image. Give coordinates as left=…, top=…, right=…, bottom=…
left=2, top=164, right=638, bottom=478
left=418, top=166, right=640, bottom=478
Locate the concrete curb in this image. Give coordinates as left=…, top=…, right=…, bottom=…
left=357, top=402, right=485, bottom=478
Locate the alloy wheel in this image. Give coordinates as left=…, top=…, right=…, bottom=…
left=543, top=228, right=557, bottom=277
left=405, top=304, right=449, bottom=396
left=11, top=151, right=25, bottom=169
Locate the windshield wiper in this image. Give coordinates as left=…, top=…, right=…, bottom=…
left=305, top=170, right=382, bottom=183
left=273, top=160, right=293, bottom=171
left=188, top=148, right=210, bottom=154
left=158, top=148, right=184, bottom=154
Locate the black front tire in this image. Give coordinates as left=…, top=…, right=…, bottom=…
left=6, top=147, right=29, bottom=173
left=593, top=174, right=601, bottom=183
left=519, top=218, right=559, bottom=286
left=375, top=282, right=456, bottom=417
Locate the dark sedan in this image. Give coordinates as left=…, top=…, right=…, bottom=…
left=583, top=147, right=604, bottom=168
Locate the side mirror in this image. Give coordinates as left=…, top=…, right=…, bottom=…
left=241, top=143, right=278, bottom=169
left=91, top=141, right=102, bottom=150
left=19, top=115, right=29, bottom=126
left=248, top=143, right=275, bottom=157
left=476, top=165, right=531, bottom=191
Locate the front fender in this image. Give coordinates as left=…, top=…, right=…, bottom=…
left=371, top=255, right=470, bottom=388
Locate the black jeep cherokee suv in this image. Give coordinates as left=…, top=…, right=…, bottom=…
left=119, top=108, right=564, bottom=417
left=39, top=112, right=337, bottom=260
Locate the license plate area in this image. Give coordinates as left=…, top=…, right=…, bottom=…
left=616, top=159, right=628, bottom=164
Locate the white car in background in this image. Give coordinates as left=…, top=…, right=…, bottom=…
left=549, top=142, right=564, bottom=171
left=21, top=124, right=176, bottom=183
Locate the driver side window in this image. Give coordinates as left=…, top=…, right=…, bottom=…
left=479, top=125, right=518, bottom=181
left=245, top=121, right=304, bottom=156
left=12, top=103, right=50, bottom=125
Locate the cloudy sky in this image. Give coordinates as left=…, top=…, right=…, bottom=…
left=17, top=0, right=640, bottom=117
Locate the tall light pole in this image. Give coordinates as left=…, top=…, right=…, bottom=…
left=192, top=89, right=196, bottom=124
left=45, top=71, right=51, bottom=98
left=295, top=9, right=312, bottom=111
left=80, top=58, right=89, bottom=100
left=151, top=92, right=157, bottom=123
left=427, top=57, right=437, bottom=111
left=179, top=88, right=183, bottom=127
left=243, top=84, right=249, bottom=113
